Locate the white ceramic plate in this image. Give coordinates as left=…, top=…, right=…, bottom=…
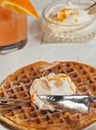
left=0, top=44, right=96, bottom=130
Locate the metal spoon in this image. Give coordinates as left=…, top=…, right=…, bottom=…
left=86, top=2, right=96, bottom=14
left=39, top=95, right=96, bottom=113
left=86, top=2, right=96, bottom=11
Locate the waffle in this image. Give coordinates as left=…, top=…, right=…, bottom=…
left=0, top=61, right=96, bottom=130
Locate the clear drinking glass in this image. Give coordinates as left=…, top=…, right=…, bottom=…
left=0, top=7, right=27, bottom=54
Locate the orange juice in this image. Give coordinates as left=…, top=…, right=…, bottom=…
left=0, top=7, right=27, bottom=53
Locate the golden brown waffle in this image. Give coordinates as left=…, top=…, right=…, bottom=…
left=0, top=61, right=96, bottom=130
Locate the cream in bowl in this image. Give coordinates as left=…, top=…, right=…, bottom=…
left=41, top=0, right=96, bottom=43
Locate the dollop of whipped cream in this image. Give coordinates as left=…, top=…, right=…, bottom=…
left=46, top=2, right=93, bottom=25
left=30, top=73, right=76, bottom=111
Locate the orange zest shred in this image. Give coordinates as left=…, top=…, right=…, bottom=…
left=74, top=18, right=78, bottom=23
left=31, top=89, right=38, bottom=102
left=31, top=95, right=35, bottom=102
left=47, top=77, right=61, bottom=81
left=51, top=8, right=75, bottom=22
left=47, top=75, right=67, bottom=82
left=0, top=0, right=39, bottom=19
left=67, top=77, right=75, bottom=92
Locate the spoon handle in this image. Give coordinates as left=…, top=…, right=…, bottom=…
left=86, top=2, right=96, bottom=10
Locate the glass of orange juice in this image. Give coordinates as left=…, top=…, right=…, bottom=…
left=0, top=7, right=27, bottom=54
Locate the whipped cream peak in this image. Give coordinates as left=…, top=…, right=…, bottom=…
left=30, top=73, right=76, bottom=110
